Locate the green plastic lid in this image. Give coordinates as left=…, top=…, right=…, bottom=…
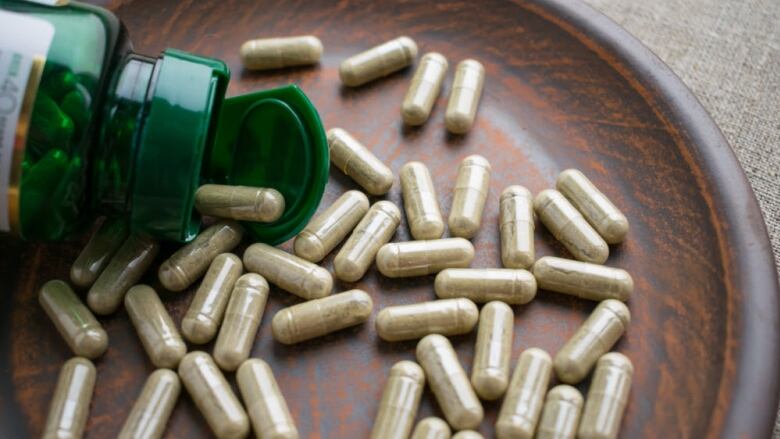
left=207, top=85, right=329, bottom=245
left=132, top=49, right=328, bottom=243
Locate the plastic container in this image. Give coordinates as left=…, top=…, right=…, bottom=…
left=0, top=0, right=329, bottom=243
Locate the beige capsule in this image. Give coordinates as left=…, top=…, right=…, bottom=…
left=370, top=361, right=426, bottom=439
left=411, top=417, right=451, bottom=439
left=39, top=280, right=108, bottom=359
left=535, top=385, right=583, bottom=439
left=434, top=268, right=537, bottom=305
left=532, top=256, right=633, bottom=302
left=195, top=184, right=285, bottom=223
left=376, top=298, right=478, bottom=342
left=158, top=220, right=244, bottom=292
left=557, top=169, right=628, bottom=244
left=181, top=253, right=243, bottom=344
left=578, top=353, right=633, bottom=439
left=445, top=59, right=485, bottom=134
left=125, top=285, right=186, bottom=368
left=236, top=359, right=299, bottom=439
left=272, top=290, right=373, bottom=344
left=416, top=334, right=484, bottom=430
left=240, top=35, right=322, bottom=70
left=213, top=274, right=269, bottom=371
left=452, top=432, right=484, bottom=439
left=402, top=52, right=449, bottom=125
left=87, top=233, right=159, bottom=315
left=339, top=36, right=418, bottom=86
left=243, top=243, right=333, bottom=300
left=400, top=161, right=444, bottom=240
left=496, top=347, right=553, bottom=439
left=499, top=185, right=535, bottom=269
left=376, top=238, right=475, bottom=278
left=42, top=357, right=96, bottom=439
left=554, top=299, right=630, bottom=384
left=449, top=155, right=491, bottom=238
left=70, top=217, right=128, bottom=288
left=327, top=128, right=394, bottom=196
left=178, top=352, right=249, bottom=439
left=118, top=369, right=181, bottom=439
left=294, top=190, right=369, bottom=262
left=534, top=190, right=608, bottom=264
left=471, top=301, right=514, bottom=400
left=334, top=201, right=401, bottom=282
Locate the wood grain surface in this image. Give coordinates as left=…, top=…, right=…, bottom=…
left=1, top=0, right=778, bottom=438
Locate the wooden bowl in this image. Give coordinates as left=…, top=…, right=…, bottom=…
left=1, top=0, right=778, bottom=437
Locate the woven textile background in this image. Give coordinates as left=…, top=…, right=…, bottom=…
left=583, top=0, right=780, bottom=434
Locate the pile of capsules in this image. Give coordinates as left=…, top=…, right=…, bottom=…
left=37, top=35, right=634, bottom=439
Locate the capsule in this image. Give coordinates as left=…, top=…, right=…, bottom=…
left=213, top=274, right=269, bottom=371
left=87, top=233, right=159, bottom=315
left=243, top=243, right=333, bottom=300
left=178, top=352, right=250, bottom=439
left=449, top=155, right=491, bottom=238
left=411, top=417, right=451, bottom=439
left=496, top=347, right=553, bottom=439
left=327, top=128, right=394, bottom=196
left=236, top=359, right=299, bottom=439
left=118, top=369, right=181, bottom=439
left=557, top=169, right=628, bottom=244
left=452, top=432, right=483, bottom=439
left=376, top=298, right=478, bottom=342
left=125, top=285, right=187, bottom=368
left=370, top=361, right=426, bottom=439
left=70, top=217, right=128, bottom=288
left=434, top=268, right=536, bottom=304
left=181, top=253, right=243, bottom=344
left=334, top=201, right=401, bottom=282
left=272, top=290, right=373, bottom=344
left=554, top=299, right=630, bottom=384
left=445, top=59, right=485, bottom=134
left=534, top=190, right=608, bottom=264
left=42, top=357, right=96, bottom=439
left=158, top=220, right=244, bottom=292
left=195, top=184, right=285, bottom=223
left=471, top=302, right=513, bottom=400
left=532, top=256, right=633, bottom=302
left=294, top=190, right=369, bottom=262
left=535, top=385, right=583, bottom=439
left=400, top=161, right=444, bottom=240
left=339, top=36, right=418, bottom=86
left=402, top=52, right=448, bottom=125
left=39, top=280, right=108, bottom=359
left=499, top=185, right=535, bottom=269
left=578, top=353, right=633, bottom=439
left=416, top=334, right=483, bottom=430
left=240, top=35, right=323, bottom=70
left=376, top=238, right=474, bottom=278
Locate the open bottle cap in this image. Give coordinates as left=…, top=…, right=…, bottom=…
left=133, top=49, right=328, bottom=243
left=207, top=85, right=329, bottom=245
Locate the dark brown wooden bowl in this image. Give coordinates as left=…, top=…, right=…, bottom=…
left=2, top=0, right=778, bottom=437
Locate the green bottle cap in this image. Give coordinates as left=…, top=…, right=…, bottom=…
left=208, top=85, right=329, bottom=245
left=132, top=49, right=328, bottom=243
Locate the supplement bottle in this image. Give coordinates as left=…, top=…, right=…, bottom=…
left=0, top=0, right=329, bottom=243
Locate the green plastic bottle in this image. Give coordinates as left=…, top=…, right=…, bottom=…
left=0, top=0, right=329, bottom=243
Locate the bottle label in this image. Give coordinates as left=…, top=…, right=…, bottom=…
left=0, top=11, right=54, bottom=232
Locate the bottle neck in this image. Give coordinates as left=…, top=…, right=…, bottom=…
left=93, top=48, right=230, bottom=242
left=92, top=51, right=157, bottom=215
